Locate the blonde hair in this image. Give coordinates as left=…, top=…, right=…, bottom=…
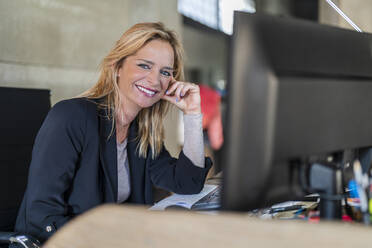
left=80, top=22, right=184, bottom=158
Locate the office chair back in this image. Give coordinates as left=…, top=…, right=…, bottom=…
left=0, top=87, right=50, bottom=231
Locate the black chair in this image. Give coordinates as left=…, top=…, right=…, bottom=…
left=0, top=87, right=50, bottom=248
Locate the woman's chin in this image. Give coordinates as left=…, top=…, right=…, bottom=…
left=136, top=99, right=159, bottom=109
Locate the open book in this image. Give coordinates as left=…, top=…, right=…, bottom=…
left=149, top=184, right=218, bottom=211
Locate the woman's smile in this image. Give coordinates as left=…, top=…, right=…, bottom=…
left=135, top=84, right=159, bottom=97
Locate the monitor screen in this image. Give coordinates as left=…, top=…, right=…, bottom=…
left=221, top=12, right=372, bottom=212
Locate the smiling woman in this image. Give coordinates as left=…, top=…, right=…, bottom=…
left=13, top=22, right=212, bottom=244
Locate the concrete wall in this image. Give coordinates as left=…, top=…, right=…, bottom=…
left=182, top=25, right=228, bottom=87
left=319, top=0, right=372, bottom=33
left=255, top=0, right=292, bottom=17
left=1, top=0, right=124, bottom=104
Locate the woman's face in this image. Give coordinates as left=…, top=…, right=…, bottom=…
left=117, top=39, right=174, bottom=110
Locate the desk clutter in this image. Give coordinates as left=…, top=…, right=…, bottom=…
left=151, top=160, right=372, bottom=225
left=249, top=199, right=319, bottom=221
left=151, top=184, right=320, bottom=220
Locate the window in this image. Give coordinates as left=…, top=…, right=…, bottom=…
left=178, top=0, right=256, bottom=34
left=219, top=0, right=256, bottom=34
left=178, top=0, right=219, bottom=29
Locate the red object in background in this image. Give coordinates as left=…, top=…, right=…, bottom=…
left=342, top=215, right=353, bottom=222
left=199, top=84, right=224, bottom=150
left=308, top=216, right=320, bottom=223
left=308, top=210, right=320, bottom=223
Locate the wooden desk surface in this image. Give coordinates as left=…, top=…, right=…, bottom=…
left=45, top=204, right=371, bottom=248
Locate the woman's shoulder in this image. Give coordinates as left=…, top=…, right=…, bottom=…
left=52, top=97, right=97, bottom=114
left=53, top=97, right=96, bottom=109
left=47, top=97, right=99, bottom=123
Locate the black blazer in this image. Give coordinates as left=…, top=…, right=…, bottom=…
left=15, top=98, right=211, bottom=242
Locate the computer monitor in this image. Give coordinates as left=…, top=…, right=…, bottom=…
left=221, top=12, right=372, bottom=213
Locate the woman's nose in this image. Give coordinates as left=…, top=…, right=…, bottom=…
left=147, top=70, right=159, bottom=83
left=146, top=70, right=161, bottom=87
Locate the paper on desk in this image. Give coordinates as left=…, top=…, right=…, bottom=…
left=149, top=184, right=218, bottom=211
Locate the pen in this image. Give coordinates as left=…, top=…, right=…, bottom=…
left=269, top=205, right=303, bottom=214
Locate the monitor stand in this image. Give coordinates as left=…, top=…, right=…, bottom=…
left=310, top=163, right=343, bottom=219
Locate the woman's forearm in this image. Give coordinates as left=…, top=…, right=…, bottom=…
left=182, top=113, right=205, bottom=168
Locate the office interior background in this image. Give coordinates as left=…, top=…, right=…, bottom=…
left=1, top=0, right=372, bottom=157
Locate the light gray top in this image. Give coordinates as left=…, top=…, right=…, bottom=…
left=117, top=138, right=130, bottom=203
left=182, top=113, right=205, bottom=168
left=116, top=113, right=205, bottom=203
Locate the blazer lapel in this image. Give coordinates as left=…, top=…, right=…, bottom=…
left=127, top=120, right=147, bottom=203
left=98, top=108, right=118, bottom=203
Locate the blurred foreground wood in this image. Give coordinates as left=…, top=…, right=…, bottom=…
left=45, top=204, right=371, bottom=248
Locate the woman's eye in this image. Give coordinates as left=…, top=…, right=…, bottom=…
left=160, top=70, right=171, bottom=77
left=138, top=64, right=150, bottom=69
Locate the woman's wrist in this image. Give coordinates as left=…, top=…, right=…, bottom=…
left=183, top=106, right=201, bottom=115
